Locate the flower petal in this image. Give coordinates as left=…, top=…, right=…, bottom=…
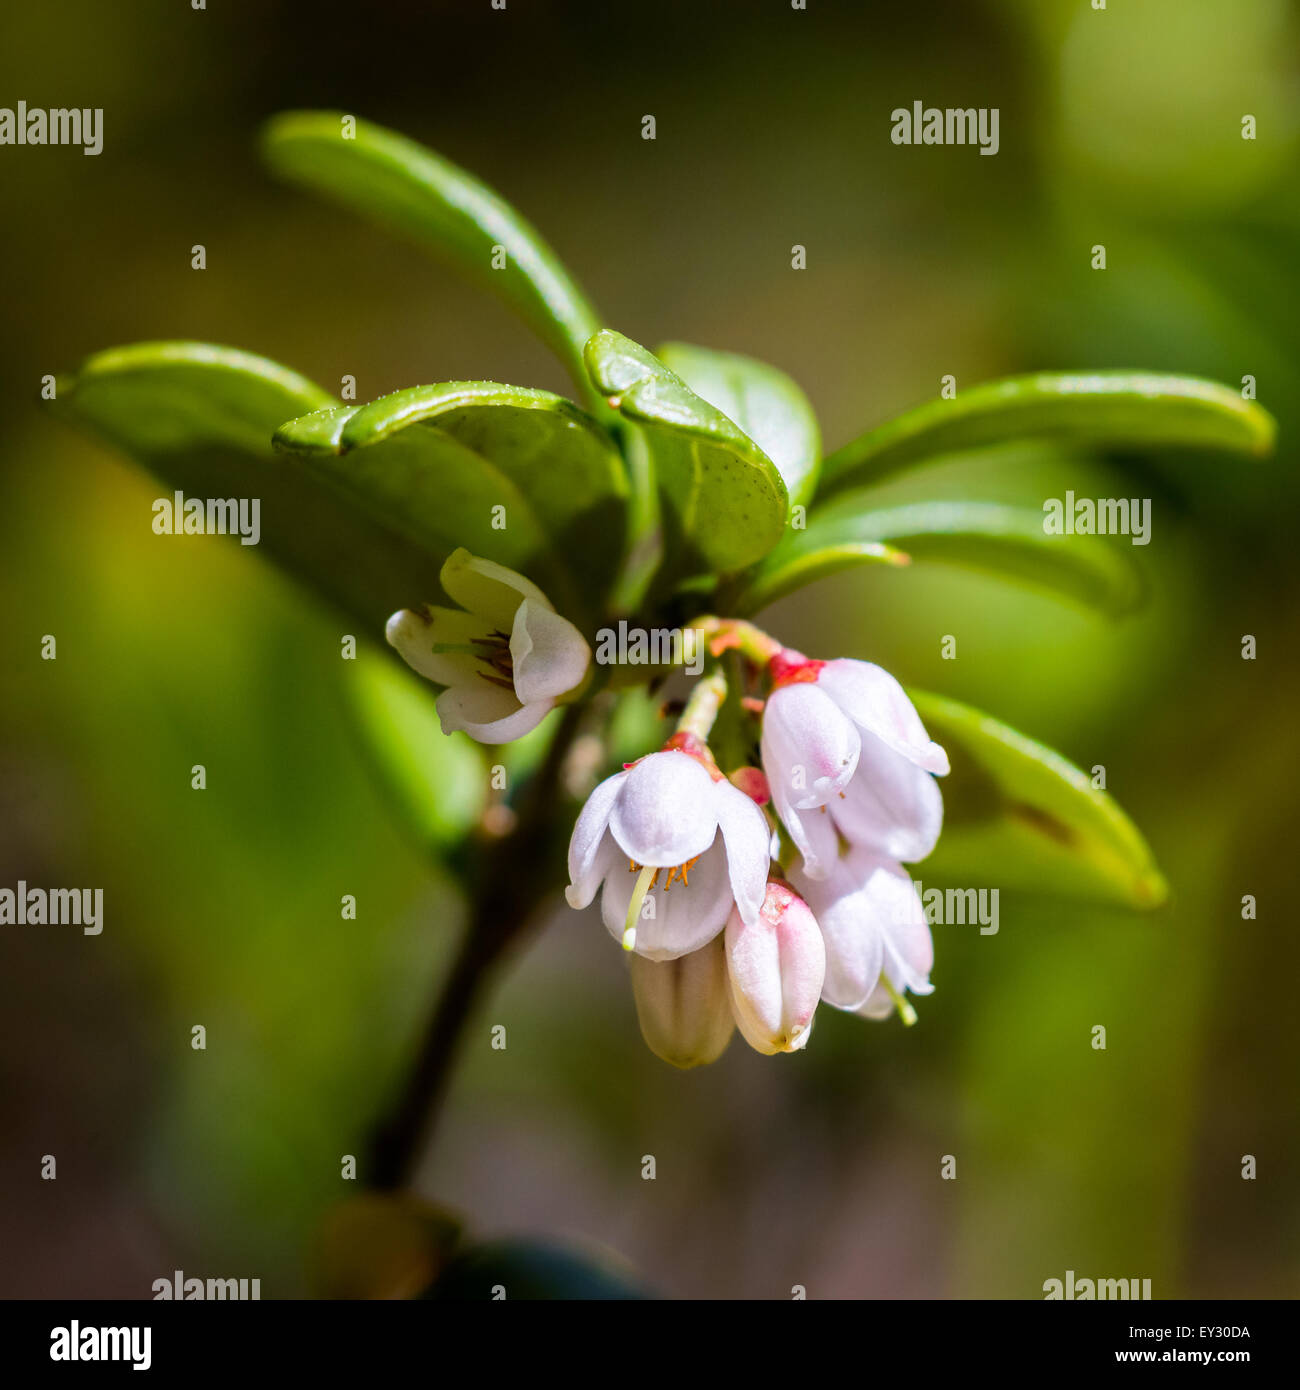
left=384, top=605, right=491, bottom=685
left=792, top=853, right=885, bottom=1009
left=761, top=682, right=861, bottom=810
left=858, top=894, right=934, bottom=1017
left=880, top=874, right=934, bottom=997
left=601, top=838, right=733, bottom=960
left=780, top=794, right=840, bottom=882
left=510, top=599, right=591, bottom=705
left=725, top=887, right=825, bottom=1055
left=834, top=742, right=944, bottom=863
left=817, top=659, right=949, bottom=775
left=440, top=547, right=552, bottom=630
left=435, top=682, right=551, bottom=743
left=713, top=779, right=773, bottom=927
left=856, top=982, right=897, bottom=1020
left=608, top=751, right=719, bottom=866
left=791, top=848, right=923, bottom=1011
left=566, top=771, right=628, bottom=909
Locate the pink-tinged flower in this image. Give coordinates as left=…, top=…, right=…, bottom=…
left=761, top=652, right=949, bottom=879
left=565, top=741, right=771, bottom=961
left=629, top=934, right=734, bottom=1068
left=386, top=548, right=590, bottom=744
left=790, top=846, right=933, bottom=1015
left=725, top=881, right=826, bottom=1055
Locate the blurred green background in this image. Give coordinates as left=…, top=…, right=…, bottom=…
left=1, top=0, right=1297, bottom=1297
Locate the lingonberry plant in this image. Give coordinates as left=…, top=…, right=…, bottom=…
left=49, top=113, right=1274, bottom=1194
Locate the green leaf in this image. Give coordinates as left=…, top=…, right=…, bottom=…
left=656, top=341, right=821, bottom=508
left=912, top=690, right=1168, bottom=909
left=737, top=499, right=1143, bottom=616
left=261, top=111, right=607, bottom=414
left=47, top=341, right=449, bottom=630
left=820, top=371, right=1277, bottom=494
left=344, top=649, right=486, bottom=859
left=584, top=330, right=788, bottom=579
left=274, top=381, right=629, bottom=628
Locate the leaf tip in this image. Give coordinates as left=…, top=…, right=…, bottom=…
left=45, top=370, right=80, bottom=413
left=272, top=403, right=358, bottom=457
left=1133, top=865, right=1170, bottom=910
left=1249, top=403, right=1279, bottom=457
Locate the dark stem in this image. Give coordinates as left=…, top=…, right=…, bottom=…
left=367, top=704, right=584, bottom=1191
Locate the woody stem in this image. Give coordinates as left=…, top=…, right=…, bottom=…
left=367, top=703, right=585, bottom=1191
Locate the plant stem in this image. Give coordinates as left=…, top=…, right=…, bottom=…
left=368, top=704, right=584, bottom=1191
left=688, top=615, right=782, bottom=667
left=675, top=668, right=727, bottom=742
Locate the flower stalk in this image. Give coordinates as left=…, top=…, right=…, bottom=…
left=688, top=616, right=782, bottom=668
left=675, top=668, right=727, bottom=743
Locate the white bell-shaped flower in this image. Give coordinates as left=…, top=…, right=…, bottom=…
left=762, top=655, right=948, bottom=879
left=790, top=845, right=934, bottom=1014
left=566, top=747, right=771, bottom=961
left=386, top=548, right=590, bottom=744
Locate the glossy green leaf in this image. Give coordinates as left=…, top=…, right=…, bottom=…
left=261, top=111, right=606, bottom=412
left=344, top=649, right=486, bottom=859
left=584, top=330, right=788, bottom=578
left=737, top=499, right=1143, bottom=616
left=820, top=371, right=1277, bottom=494
left=657, top=341, right=821, bottom=508
left=274, top=381, right=629, bottom=628
left=912, top=690, right=1168, bottom=908
left=47, top=341, right=448, bottom=630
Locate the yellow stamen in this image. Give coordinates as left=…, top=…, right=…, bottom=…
left=628, top=853, right=703, bottom=900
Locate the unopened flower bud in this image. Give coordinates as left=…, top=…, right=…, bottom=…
left=629, top=934, right=734, bottom=1068
left=725, top=880, right=826, bottom=1055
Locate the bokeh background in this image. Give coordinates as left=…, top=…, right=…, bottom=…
left=1, top=0, right=1297, bottom=1298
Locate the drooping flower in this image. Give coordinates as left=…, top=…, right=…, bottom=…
left=725, top=880, right=826, bottom=1055
left=386, top=548, right=590, bottom=743
left=565, top=736, right=770, bottom=961
left=629, top=934, right=735, bottom=1068
left=761, top=651, right=949, bottom=879
left=789, top=845, right=933, bottom=1016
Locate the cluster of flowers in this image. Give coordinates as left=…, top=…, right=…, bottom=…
left=388, top=550, right=949, bottom=1068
